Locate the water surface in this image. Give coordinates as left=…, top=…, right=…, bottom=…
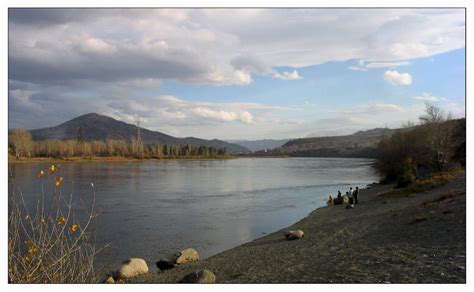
left=9, top=157, right=379, bottom=269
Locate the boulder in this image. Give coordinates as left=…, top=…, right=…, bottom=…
left=156, top=248, right=200, bottom=271
left=180, top=269, right=216, bottom=284
left=115, top=258, right=149, bottom=279
left=156, top=258, right=176, bottom=270
left=284, top=229, right=304, bottom=240
left=175, top=248, right=200, bottom=265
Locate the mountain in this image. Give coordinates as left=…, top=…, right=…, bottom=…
left=276, top=128, right=396, bottom=158
left=28, top=113, right=249, bottom=154
left=226, top=139, right=290, bottom=152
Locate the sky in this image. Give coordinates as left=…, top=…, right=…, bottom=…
left=8, top=8, right=466, bottom=140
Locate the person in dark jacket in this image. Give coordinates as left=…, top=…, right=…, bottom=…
left=353, top=186, right=359, bottom=204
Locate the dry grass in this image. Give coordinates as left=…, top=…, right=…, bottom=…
left=423, top=190, right=465, bottom=207
left=8, top=165, right=104, bottom=283
left=408, top=215, right=428, bottom=225
left=377, top=172, right=455, bottom=198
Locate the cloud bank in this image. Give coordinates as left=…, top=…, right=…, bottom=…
left=8, top=8, right=465, bottom=138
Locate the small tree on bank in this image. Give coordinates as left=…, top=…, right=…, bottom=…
left=419, top=102, right=455, bottom=171
left=375, top=103, right=459, bottom=184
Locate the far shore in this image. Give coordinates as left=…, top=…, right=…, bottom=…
left=8, top=155, right=376, bottom=164
left=127, top=170, right=466, bottom=284
left=7, top=155, right=239, bottom=164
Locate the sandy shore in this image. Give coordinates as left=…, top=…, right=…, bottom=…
left=128, top=171, right=466, bottom=283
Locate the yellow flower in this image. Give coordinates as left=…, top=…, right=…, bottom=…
left=56, top=216, right=66, bottom=225
left=55, top=177, right=63, bottom=187
left=48, top=164, right=57, bottom=175
left=68, top=224, right=79, bottom=233
left=24, top=255, right=31, bottom=262
left=28, top=246, right=38, bottom=255
left=38, top=170, right=45, bottom=178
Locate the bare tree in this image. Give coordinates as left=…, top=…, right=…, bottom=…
left=419, top=102, right=454, bottom=170
left=9, top=129, right=34, bottom=158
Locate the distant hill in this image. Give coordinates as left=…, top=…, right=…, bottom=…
left=227, top=139, right=290, bottom=152
left=28, top=113, right=249, bottom=154
left=277, top=128, right=396, bottom=158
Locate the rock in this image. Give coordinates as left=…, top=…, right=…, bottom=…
left=175, top=248, right=200, bottom=265
left=156, top=258, right=176, bottom=270
left=180, top=269, right=216, bottom=283
left=284, top=229, right=304, bottom=240
left=157, top=248, right=200, bottom=270
left=104, top=276, right=115, bottom=284
left=115, top=258, right=149, bottom=279
left=346, top=204, right=355, bottom=209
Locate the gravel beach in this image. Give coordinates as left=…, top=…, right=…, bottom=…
left=128, top=171, right=466, bottom=284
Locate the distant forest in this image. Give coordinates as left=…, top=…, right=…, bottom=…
left=8, top=129, right=230, bottom=159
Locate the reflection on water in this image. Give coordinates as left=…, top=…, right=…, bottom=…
left=9, top=157, right=379, bottom=270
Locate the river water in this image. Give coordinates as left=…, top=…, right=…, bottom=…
left=8, top=157, right=379, bottom=270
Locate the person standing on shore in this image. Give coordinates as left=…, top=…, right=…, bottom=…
left=349, top=187, right=353, bottom=204
left=354, top=187, right=359, bottom=204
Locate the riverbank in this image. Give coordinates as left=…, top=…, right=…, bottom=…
left=128, top=170, right=466, bottom=283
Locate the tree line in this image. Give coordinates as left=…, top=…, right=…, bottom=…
left=375, top=103, right=465, bottom=186
left=8, top=130, right=230, bottom=159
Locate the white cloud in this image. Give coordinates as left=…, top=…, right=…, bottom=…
left=444, top=102, right=465, bottom=118
left=328, top=103, right=404, bottom=115
left=192, top=107, right=255, bottom=124
left=349, top=60, right=410, bottom=72
left=229, top=102, right=295, bottom=113
left=361, top=103, right=405, bottom=114
left=348, top=66, right=368, bottom=72
left=273, top=70, right=302, bottom=80
left=383, top=70, right=413, bottom=85
left=76, top=33, right=116, bottom=54
left=273, top=118, right=304, bottom=126
left=365, top=61, right=410, bottom=68
left=413, top=92, right=441, bottom=101
left=207, top=69, right=253, bottom=85
left=103, top=95, right=296, bottom=130
left=9, top=9, right=464, bottom=86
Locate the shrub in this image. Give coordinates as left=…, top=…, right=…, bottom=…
left=397, top=158, right=416, bottom=187
left=8, top=165, right=102, bottom=283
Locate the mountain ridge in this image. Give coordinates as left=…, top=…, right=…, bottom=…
left=28, top=113, right=249, bottom=154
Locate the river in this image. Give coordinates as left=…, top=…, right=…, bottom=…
left=8, top=157, right=379, bottom=270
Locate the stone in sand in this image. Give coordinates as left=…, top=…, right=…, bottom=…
left=157, top=248, right=200, bottom=270
left=115, top=258, right=149, bottom=279
left=284, top=229, right=304, bottom=240
left=175, top=248, right=200, bottom=265
left=156, top=258, right=177, bottom=270
left=180, top=269, right=216, bottom=283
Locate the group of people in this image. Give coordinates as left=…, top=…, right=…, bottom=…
left=327, top=186, right=360, bottom=206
